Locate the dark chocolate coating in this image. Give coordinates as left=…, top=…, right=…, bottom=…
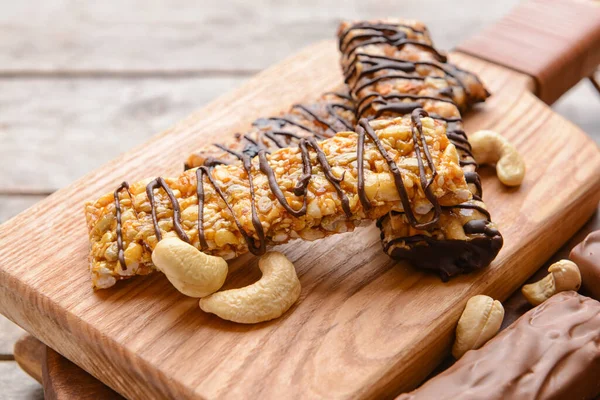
left=397, top=292, right=600, bottom=400
left=386, top=234, right=503, bottom=281
left=570, top=230, right=600, bottom=301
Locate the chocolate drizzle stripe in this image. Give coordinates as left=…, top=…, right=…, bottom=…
left=341, top=35, right=446, bottom=64
left=145, top=177, right=190, bottom=243
left=389, top=201, right=491, bottom=221
left=348, top=59, right=416, bottom=83
left=263, top=131, right=288, bottom=148
left=213, top=143, right=244, bottom=159
left=352, top=73, right=426, bottom=96
left=452, top=142, right=473, bottom=154
left=356, top=114, right=440, bottom=230
left=242, top=134, right=265, bottom=151
left=450, top=203, right=491, bottom=219
left=338, top=22, right=426, bottom=51
left=326, top=103, right=355, bottom=130
left=303, top=136, right=352, bottom=217
left=324, top=91, right=354, bottom=101
left=464, top=171, right=483, bottom=198
left=411, top=109, right=438, bottom=190
left=114, top=181, right=131, bottom=270
left=292, top=104, right=337, bottom=133
left=343, top=53, right=474, bottom=102
left=357, top=93, right=456, bottom=119
left=195, top=161, right=266, bottom=255
left=197, top=156, right=229, bottom=169
left=258, top=150, right=308, bottom=217
left=264, top=117, right=321, bottom=137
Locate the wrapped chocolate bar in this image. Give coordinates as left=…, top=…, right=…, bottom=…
left=338, top=19, right=503, bottom=279
left=570, top=230, right=600, bottom=300
left=397, top=291, right=600, bottom=400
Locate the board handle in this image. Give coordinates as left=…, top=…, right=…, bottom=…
left=456, top=0, right=600, bottom=105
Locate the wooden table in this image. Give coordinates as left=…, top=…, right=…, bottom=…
left=1, top=1, right=598, bottom=397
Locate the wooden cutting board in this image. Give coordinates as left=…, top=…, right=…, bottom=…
left=2, top=1, right=600, bottom=399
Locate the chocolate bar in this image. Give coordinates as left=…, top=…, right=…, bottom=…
left=570, top=230, right=600, bottom=300
left=338, top=19, right=502, bottom=279
left=397, top=291, right=600, bottom=400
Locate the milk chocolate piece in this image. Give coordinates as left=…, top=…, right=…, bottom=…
left=570, top=230, right=600, bottom=301
left=397, top=291, right=600, bottom=400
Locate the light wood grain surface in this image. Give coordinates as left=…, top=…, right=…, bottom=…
left=0, top=0, right=598, bottom=398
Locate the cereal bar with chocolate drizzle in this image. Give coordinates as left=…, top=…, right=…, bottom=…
left=338, top=19, right=503, bottom=279
left=86, top=115, right=470, bottom=289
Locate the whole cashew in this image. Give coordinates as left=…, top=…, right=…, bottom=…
left=199, top=251, right=301, bottom=324
left=521, top=259, right=581, bottom=306
left=470, top=130, right=526, bottom=186
left=452, top=295, right=504, bottom=359
left=151, top=237, right=228, bottom=298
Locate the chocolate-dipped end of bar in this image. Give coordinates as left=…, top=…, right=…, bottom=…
left=383, top=229, right=503, bottom=281
left=397, top=291, right=600, bottom=400
left=570, top=229, right=600, bottom=301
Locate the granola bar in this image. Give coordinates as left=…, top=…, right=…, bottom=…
left=86, top=115, right=470, bottom=288
left=338, top=19, right=502, bottom=279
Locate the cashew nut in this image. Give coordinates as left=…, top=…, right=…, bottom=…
left=470, top=130, right=526, bottom=186
left=452, top=295, right=504, bottom=359
left=199, top=251, right=301, bottom=324
left=521, top=259, right=581, bottom=306
left=151, top=237, right=228, bottom=298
